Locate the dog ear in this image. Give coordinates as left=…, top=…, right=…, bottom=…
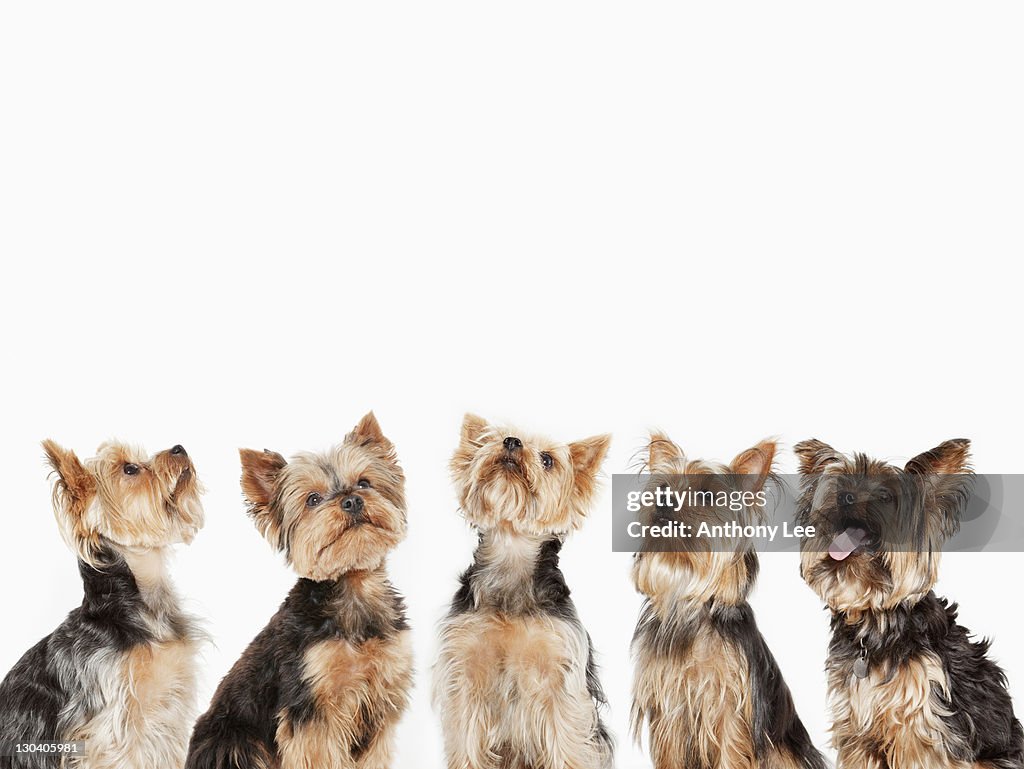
left=793, top=439, right=842, bottom=475
left=239, top=448, right=288, bottom=547
left=451, top=413, right=490, bottom=482
left=906, top=439, right=973, bottom=538
left=906, top=439, right=972, bottom=476
left=348, top=411, right=393, bottom=448
left=647, top=432, right=682, bottom=472
left=347, top=411, right=396, bottom=456
left=42, top=440, right=98, bottom=558
left=459, top=413, right=489, bottom=446
left=42, top=440, right=94, bottom=506
left=732, top=439, right=777, bottom=493
left=570, top=433, right=612, bottom=500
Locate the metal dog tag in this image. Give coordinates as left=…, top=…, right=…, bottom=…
left=853, top=657, right=869, bottom=679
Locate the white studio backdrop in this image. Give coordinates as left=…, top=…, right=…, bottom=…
left=1, top=3, right=1022, bottom=768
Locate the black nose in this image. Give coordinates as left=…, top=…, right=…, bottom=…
left=503, top=436, right=523, bottom=452
left=341, top=494, right=364, bottom=514
left=170, top=445, right=186, bottom=456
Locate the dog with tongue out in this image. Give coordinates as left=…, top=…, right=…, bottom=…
left=794, top=438, right=1023, bottom=769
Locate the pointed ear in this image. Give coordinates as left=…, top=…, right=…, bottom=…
left=451, top=413, right=491, bottom=481
left=906, top=439, right=972, bottom=475
left=347, top=411, right=395, bottom=453
left=731, top=439, right=777, bottom=493
left=460, top=413, right=489, bottom=446
left=906, top=439, right=973, bottom=538
left=239, top=448, right=287, bottom=545
left=570, top=433, right=612, bottom=492
left=42, top=440, right=98, bottom=558
left=793, top=439, right=842, bottom=475
left=42, top=440, right=95, bottom=505
left=647, top=432, right=682, bottom=472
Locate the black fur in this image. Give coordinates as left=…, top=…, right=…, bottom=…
left=0, top=549, right=163, bottom=769
left=829, top=591, right=1024, bottom=768
left=632, top=597, right=828, bottom=769
left=186, top=575, right=408, bottom=769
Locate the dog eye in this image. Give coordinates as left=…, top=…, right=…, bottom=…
left=356, top=479, right=372, bottom=489
left=877, top=489, right=893, bottom=503
left=540, top=452, right=554, bottom=470
left=123, top=463, right=140, bottom=476
left=839, top=491, right=856, bottom=506
left=306, top=493, right=323, bottom=507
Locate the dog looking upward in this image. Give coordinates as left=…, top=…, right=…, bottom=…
left=433, top=414, right=613, bottom=769
left=0, top=441, right=205, bottom=769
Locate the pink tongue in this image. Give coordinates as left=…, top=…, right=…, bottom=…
left=829, top=527, right=867, bottom=561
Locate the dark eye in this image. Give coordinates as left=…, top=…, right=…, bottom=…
left=540, top=452, right=554, bottom=470
left=123, top=463, right=139, bottom=476
left=877, top=489, right=893, bottom=503
left=306, top=492, right=323, bottom=507
left=839, top=491, right=856, bottom=506
left=356, top=479, right=371, bottom=489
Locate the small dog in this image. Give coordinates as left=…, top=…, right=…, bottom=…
left=630, top=434, right=827, bottom=769
left=0, top=441, right=205, bottom=769
left=186, top=412, right=412, bottom=769
left=433, top=414, right=613, bottom=769
left=795, top=438, right=1024, bottom=769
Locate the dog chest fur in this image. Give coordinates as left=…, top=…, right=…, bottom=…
left=276, top=630, right=413, bottom=769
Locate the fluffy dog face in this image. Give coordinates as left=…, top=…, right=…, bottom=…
left=794, top=438, right=972, bottom=614
left=632, top=434, right=775, bottom=606
left=240, top=412, right=406, bottom=580
left=43, top=440, right=204, bottom=565
left=450, top=414, right=610, bottom=535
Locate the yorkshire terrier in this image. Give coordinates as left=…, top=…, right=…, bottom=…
left=0, top=441, right=205, bottom=769
left=630, top=434, right=827, bottom=769
left=186, top=412, right=412, bottom=769
left=433, top=414, right=613, bottom=769
left=795, top=438, right=1023, bottom=769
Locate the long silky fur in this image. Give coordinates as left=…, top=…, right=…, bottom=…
left=186, top=570, right=411, bottom=769
left=0, top=546, right=201, bottom=769
left=434, top=531, right=613, bottom=769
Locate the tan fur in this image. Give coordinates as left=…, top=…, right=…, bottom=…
left=795, top=440, right=986, bottom=768
left=65, top=586, right=201, bottom=769
left=450, top=414, right=610, bottom=535
left=633, top=625, right=756, bottom=768
left=43, top=440, right=204, bottom=566
left=434, top=612, right=609, bottom=769
left=436, top=415, right=612, bottom=769
left=830, top=651, right=973, bottom=769
left=795, top=440, right=971, bottom=617
left=239, top=412, right=407, bottom=580
left=632, top=435, right=815, bottom=769
left=276, top=630, right=413, bottom=769
left=39, top=441, right=204, bottom=768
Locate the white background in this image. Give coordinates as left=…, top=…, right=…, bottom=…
left=1, top=3, right=1022, bottom=767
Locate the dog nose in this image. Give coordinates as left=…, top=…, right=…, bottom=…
left=170, top=445, right=187, bottom=456
left=341, top=494, right=364, bottom=515
left=503, top=437, right=523, bottom=452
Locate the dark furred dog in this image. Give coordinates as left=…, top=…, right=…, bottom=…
left=433, top=414, right=613, bottom=769
left=795, top=438, right=1023, bottom=769
left=185, top=413, right=412, bottom=769
left=630, top=434, right=827, bottom=769
left=0, top=441, right=205, bottom=769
